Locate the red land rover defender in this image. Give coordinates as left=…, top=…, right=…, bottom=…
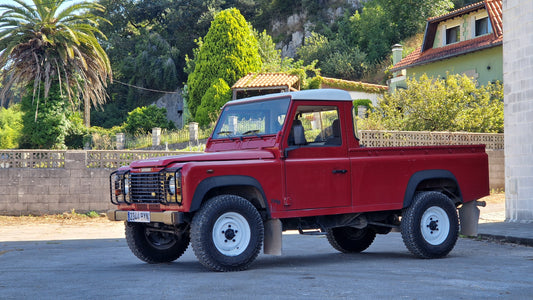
left=108, top=89, right=489, bottom=271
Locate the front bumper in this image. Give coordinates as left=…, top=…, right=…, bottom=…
left=106, top=210, right=186, bottom=225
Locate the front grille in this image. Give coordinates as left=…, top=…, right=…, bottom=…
left=130, top=172, right=164, bottom=203
left=110, top=168, right=181, bottom=205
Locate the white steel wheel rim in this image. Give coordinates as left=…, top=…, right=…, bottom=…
left=420, top=206, right=450, bottom=245
left=212, top=212, right=251, bottom=256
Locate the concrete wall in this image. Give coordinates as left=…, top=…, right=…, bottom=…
left=0, top=151, right=114, bottom=215
left=487, top=150, right=504, bottom=191
left=503, top=0, right=533, bottom=222
left=0, top=148, right=505, bottom=215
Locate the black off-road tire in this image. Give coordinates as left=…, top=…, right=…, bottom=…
left=125, top=222, right=190, bottom=263
left=326, top=227, right=376, bottom=253
left=401, top=191, right=459, bottom=259
left=190, top=195, right=264, bottom=272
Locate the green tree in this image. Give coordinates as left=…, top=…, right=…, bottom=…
left=344, top=0, right=453, bottom=64
left=195, top=78, right=232, bottom=126
left=0, top=104, right=23, bottom=149
left=19, top=84, right=70, bottom=149
left=187, top=8, right=262, bottom=119
left=0, top=0, right=112, bottom=127
left=124, top=105, right=175, bottom=134
left=361, top=74, right=504, bottom=133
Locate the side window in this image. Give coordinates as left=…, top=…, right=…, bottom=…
left=288, top=106, right=341, bottom=146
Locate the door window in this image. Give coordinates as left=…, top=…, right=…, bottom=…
left=288, top=106, right=341, bottom=146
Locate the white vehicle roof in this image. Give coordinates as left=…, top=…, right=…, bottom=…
left=227, top=89, right=353, bottom=105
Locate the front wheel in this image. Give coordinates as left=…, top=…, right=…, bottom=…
left=401, top=192, right=459, bottom=258
left=125, top=222, right=190, bottom=263
left=191, top=195, right=264, bottom=272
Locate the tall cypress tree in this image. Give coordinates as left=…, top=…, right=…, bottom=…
left=187, top=8, right=261, bottom=120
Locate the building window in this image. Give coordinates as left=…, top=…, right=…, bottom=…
left=475, top=17, right=492, bottom=36
left=446, top=26, right=460, bottom=44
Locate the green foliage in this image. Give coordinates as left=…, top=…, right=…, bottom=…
left=64, top=113, right=89, bottom=149
left=361, top=74, right=504, bottom=133
left=345, top=0, right=453, bottom=64
left=353, top=99, right=373, bottom=116
left=196, top=79, right=232, bottom=126
left=298, top=32, right=368, bottom=80
left=255, top=29, right=322, bottom=88
left=255, top=29, right=282, bottom=71
left=0, top=104, right=23, bottom=149
left=19, top=84, right=70, bottom=149
left=187, top=8, right=262, bottom=119
left=124, top=105, right=175, bottom=134
left=0, top=0, right=112, bottom=127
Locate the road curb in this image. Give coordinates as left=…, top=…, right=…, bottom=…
left=477, top=233, right=533, bottom=247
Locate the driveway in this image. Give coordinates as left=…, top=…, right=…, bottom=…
left=1, top=229, right=532, bottom=299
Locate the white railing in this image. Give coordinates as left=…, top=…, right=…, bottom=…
left=359, top=130, right=504, bottom=150
left=0, top=131, right=504, bottom=169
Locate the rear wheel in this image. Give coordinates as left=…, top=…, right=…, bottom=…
left=326, top=227, right=376, bottom=253
left=191, top=195, right=264, bottom=272
left=401, top=191, right=459, bottom=258
left=125, top=222, right=190, bottom=263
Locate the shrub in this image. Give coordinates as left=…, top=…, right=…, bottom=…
left=0, top=104, right=23, bottom=149
left=353, top=99, right=373, bottom=117
left=124, top=105, right=175, bottom=134
left=362, top=74, right=504, bottom=133
left=19, top=84, right=70, bottom=149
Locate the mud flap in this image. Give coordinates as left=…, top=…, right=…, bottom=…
left=264, top=219, right=282, bottom=255
left=458, top=200, right=481, bottom=236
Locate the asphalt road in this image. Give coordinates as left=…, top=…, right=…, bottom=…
left=1, top=232, right=532, bottom=300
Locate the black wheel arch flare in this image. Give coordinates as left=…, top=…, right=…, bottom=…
left=403, top=169, right=463, bottom=208
left=189, top=175, right=270, bottom=216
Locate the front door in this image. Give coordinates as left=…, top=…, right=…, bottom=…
left=283, top=103, right=351, bottom=210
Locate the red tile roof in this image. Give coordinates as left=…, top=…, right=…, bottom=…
left=232, top=73, right=300, bottom=90
left=391, top=0, right=502, bottom=73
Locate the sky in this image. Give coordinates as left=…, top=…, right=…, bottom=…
left=0, top=0, right=84, bottom=14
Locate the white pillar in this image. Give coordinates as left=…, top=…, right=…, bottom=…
left=503, top=0, right=533, bottom=222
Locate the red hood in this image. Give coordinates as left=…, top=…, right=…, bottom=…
left=129, top=150, right=276, bottom=168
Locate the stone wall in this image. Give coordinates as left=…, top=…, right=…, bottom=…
left=0, top=150, right=195, bottom=215
left=503, top=0, right=533, bottom=222
left=1, top=136, right=504, bottom=215
left=487, top=150, right=504, bottom=191
left=0, top=151, right=112, bottom=215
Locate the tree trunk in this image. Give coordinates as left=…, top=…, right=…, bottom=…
left=84, top=99, right=91, bottom=128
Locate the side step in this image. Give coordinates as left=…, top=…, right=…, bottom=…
left=298, top=228, right=326, bottom=236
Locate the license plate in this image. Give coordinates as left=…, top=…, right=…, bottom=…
left=128, top=211, right=150, bottom=223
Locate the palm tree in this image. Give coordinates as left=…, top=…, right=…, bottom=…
left=0, top=0, right=112, bottom=127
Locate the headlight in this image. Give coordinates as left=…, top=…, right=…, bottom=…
left=168, top=175, right=176, bottom=195
left=124, top=177, right=130, bottom=195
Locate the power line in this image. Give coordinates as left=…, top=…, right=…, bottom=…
left=113, top=79, right=181, bottom=94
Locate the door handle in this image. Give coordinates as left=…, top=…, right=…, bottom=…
left=332, top=169, right=347, bottom=174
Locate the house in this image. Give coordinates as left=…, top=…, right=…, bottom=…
left=231, top=73, right=387, bottom=107
left=318, top=77, right=388, bottom=107
left=231, top=73, right=300, bottom=100
left=390, top=0, right=502, bottom=90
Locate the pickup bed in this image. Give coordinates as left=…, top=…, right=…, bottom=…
left=108, top=89, right=489, bottom=271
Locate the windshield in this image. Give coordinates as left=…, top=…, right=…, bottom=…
left=212, top=97, right=291, bottom=139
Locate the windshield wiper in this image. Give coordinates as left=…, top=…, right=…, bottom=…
left=216, top=131, right=239, bottom=140
left=242, top=129, right=264, bottom=139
